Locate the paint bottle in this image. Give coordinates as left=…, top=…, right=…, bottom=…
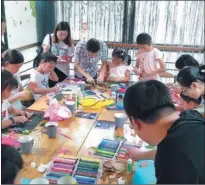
left=116, top=88, right=126, bottom=108
left=111, top=91, right=116, bottom=99
left=127, top=158, right=133, bottom=173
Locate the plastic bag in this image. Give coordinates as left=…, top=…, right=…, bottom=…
left=44, top=103, right=72, bottom=121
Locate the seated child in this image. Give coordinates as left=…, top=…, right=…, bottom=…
left=2, top=49, right=26, bottom=109
left=30, top=52, right=59, bottom=100
left=2, top=70, right=31, bottom=129
left=180, top=92, right=202, bottom=110
left=107, top=48, right=132, bottom=83
left=2, top=49, right=38, bottom=108
left=1, top=144, right=23, bottom=184
left=134, top=33, right=166, bottom=80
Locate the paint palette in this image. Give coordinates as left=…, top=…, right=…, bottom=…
left=94, top=139, right=120, bottom=159
left=116, top=141, right=143, bottom=162
left=44, top=154, right=102, bottom=184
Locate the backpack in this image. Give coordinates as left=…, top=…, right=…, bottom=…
left=33, top=34, right=52, bottom=68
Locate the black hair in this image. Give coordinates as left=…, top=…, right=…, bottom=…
left=177, top=65, right=205, bottom=87
left=2, top=49, right=24, bottom=66
left=86, top=38, right=100, bottom=53
left=53, top=21, right=72, bottom=47
left=1, top=144, right=23, bottom=184
left=175, top=54, right=199, bottom=70
left=112, top=48, right=131, bottom=66
left=34, top=52, right=57, bottom=67
left=41, top=52, right=58, bottom=62
left=124, top=80, right=175, bottom=123
left=180, top=92, right=202, bottom=105
left=136, top=33, right=152, bottom=45
left=1, top=70, right=18, bottom=92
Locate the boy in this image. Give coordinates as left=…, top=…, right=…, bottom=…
left=134, top=33, right=166, bottom=80
left=124, top=80, right=204, bottom=183
left=30, top=52, right=59, bottom=100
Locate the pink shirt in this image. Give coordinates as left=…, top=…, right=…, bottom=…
left=136, top=48, right=163, bottom=80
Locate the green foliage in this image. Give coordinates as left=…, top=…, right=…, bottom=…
left=29, top=1, right=36, bottom=17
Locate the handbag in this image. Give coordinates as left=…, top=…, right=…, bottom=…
left=33, top=34, right=52, bottom=68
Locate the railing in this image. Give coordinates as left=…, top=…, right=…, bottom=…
left=16, top=41, right=205, bottom=86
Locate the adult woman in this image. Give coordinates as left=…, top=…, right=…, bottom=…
left=1, top=17, right=8, bottom=59
left=42, top=21, right=74, bottom=87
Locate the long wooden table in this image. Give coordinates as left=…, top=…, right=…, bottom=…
left=19, top=92, right=136, bottom=183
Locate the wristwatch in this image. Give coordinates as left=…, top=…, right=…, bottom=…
left=9, top=117, right=16, bottom=126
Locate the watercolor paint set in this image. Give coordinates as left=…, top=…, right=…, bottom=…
left=94, top=138, right=143, bottom=161
left=44, top=154, right=102, bottom=184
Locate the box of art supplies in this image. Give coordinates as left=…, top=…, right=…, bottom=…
left=93, top=138, right=121, bottom=160
left=44, top=155, right=78, bottom=184
left=115, top=140, right=143, bottom=163
left=93, top=139, right=144, bottom=162
left=73, top=157, right=103, bottom=184
left=44, top=154, right=103, bottom=184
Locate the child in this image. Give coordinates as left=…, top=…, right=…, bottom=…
left=30, top=52, right=59, bottom=100
left=1, top=144, right=23, bottom=184
left=107, top=48, right=132, bottom=83
left=2, top=49, right=27, bottom=110
left=180, top=92, right=202, bottom=110
left=134, top=33, right=166, bottom=80
left=1, top=70, right=31, bottom=129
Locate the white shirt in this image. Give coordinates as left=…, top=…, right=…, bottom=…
left=30, top=69, right=50, bottom=100
left=42, top=33, right=75, bottom=76
left=2, top=99, right=10, bottom=121
left=109, top=65, right=132, bottom=78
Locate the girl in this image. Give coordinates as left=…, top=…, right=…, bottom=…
left=177, top=65, right=205, bottom=117
left=175, top=54, right=199, bottom=71
left=180, top=92, right=202, bottom=110
left=30, top=52, right=59, bottom=100
left=134, top=33, right=166, bottom=80
left=2, top=70, right=30, bottom=129
left=42, top=21, right=74, bottom=87
left=177, top=65, right=205, bottom=99
left=2, top=49, right=27, bottom=110
left=107, top=48, right=132, bottom=83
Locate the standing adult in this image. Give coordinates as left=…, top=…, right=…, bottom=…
left=1, top=17, right=8, bottom=60
left=74, top=38, right=108, bottom=84
left=42, top=21, right=74, bottom=87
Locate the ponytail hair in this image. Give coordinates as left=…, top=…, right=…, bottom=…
left=177, top=65, right=205, bottom=87
left=112, top=48, right=132, bottom=66
left=2, top=49, right=24, bottom=66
